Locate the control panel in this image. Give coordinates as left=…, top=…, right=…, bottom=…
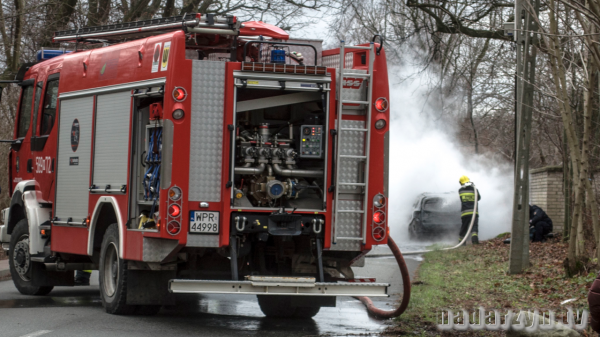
left=299, top=125, right=323, bottom=158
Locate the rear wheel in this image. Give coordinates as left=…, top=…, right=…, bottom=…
left=257, top=295, right=297, bottom=318
left=408, top=223, right=417, bottom=240
left=257, top=295, right=321, bottom=319
left=9, top=219, right=53, bottom=295
left=293, top=306, right=321, bottom=319
left=99, top=224, right=136, bottom=315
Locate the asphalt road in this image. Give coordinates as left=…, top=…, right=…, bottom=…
left=0, top=248, right=422, bottom=337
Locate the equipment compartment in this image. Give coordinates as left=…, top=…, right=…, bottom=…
left=232, top=86, right=329, bottom=211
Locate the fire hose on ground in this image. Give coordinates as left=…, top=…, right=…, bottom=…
left=355, top=184, right=478, bottom=318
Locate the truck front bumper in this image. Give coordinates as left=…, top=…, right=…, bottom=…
left=169, top=276, right=389, bottom=297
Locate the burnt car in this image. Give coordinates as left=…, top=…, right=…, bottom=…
left=408, top=192, right=462, bottom=240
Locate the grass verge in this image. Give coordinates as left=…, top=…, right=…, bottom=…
left=385, top=235, right=595, bottom=336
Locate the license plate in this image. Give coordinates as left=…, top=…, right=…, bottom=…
left=189, top=211, right=219, bottom=234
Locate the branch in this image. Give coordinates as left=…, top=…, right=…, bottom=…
left=406, top=0, right=512, bottom=41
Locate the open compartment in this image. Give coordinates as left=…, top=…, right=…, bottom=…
left=231, top=86, right=330, bottom=211
left=129, top=92, right=164, bottom=230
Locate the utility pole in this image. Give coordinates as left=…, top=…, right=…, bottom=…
left=509, top=0, right=540, bottom=274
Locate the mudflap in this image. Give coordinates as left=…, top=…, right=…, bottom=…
left=32, top=265, right=74, bottom=287
left=126, top=270, right=176, bottom=306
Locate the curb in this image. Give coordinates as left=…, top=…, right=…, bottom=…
left=0, top=259, right=10, bottom=281
left=0, top=269, right=9, bottom=281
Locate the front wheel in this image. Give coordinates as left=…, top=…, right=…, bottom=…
left=9, top=219, right=53, bottom=295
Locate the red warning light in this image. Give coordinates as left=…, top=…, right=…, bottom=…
left=167, top=221, right=181, bottom=235
left=373, top=211, right=385, bottom=224
left=169, top=204, right=181, bottom=217
left=375, top=98, right=388, bottom=112
left=173, top=87, right=187, bottom=102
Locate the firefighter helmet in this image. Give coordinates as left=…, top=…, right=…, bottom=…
left=459, top=175, right=470, bottom=185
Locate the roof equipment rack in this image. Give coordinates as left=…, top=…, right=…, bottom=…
left=53, top=13, right=240, bottom=44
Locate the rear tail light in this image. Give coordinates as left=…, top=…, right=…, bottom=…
left=373, top=194, right=386, bottom=207
left=372, top=227, right=385, bottom=241
left=169, top=187, right=182, bottom=201
left=168, top=204, right=181, bottom=217
left=375, top=98, right=388, bottom=112
left=372, top=193, right=387, bottom=242
left=373, top=211, right=385, bottom=224
left=167, top=221, right=181, bottom=235
left=172, top=87, right=187, bottom=102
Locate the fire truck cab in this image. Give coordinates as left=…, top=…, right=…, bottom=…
left=0, top=13, right=391, bottom=318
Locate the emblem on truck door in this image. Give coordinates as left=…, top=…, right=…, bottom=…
left=151, top=43, right=161, bottom=73
left=71, top=119, right=80, bottom=152
left=161, top=41, right=171, bottom=71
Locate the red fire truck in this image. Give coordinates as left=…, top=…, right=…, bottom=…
left=0, top=13, right=390, bottom=318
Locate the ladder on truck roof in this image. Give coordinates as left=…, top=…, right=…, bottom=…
left=332, top=41, right=375, bottom=247
left=53, top=13, right=239, bottom=44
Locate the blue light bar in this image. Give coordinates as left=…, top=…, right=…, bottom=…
left=36, top=49, right=71, bottom=62
left=270, top=49, right=286, bottom=64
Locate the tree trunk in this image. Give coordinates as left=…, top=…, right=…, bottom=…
left=11, top=0, right=24, bottom=72
left=563, top=141, right=571, bottom=241
left=547, top=0, right=588, bottom=275
left=467, top=85, right=479, bottom=154
left=579, top=0, right=600, bottom=261
left=87, top=0, right=99, bottom=26
left=0, top=0, right=13, bottom=71
left=163, top=0, right=175, bottom=17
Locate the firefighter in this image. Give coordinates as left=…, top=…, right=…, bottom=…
left=529, top=204, right=553, bottom=242
left=458, top=176, right=481, bottom=245
left=74, top=270, right=92, bottom=286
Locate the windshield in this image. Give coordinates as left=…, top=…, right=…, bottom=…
left=423, top=196, right=459, bottom=213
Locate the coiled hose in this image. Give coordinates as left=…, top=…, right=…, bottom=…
left=355, top=236, right=411, bottom=318
left=355, top=184, right=478, bottom=318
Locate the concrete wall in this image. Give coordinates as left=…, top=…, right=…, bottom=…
left=530, top=166, right=564, bottom=233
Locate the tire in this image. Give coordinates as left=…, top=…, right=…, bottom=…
left=408, top=223, right=417, bottom=241
left=293, top=306, right=321, bottom=319
left=9, top=219, right=54, bottom=296
left=257, top=295, right=297, bottom=318
left=135, top=305, right=162, bottom=316
left=99, top=224, right=136, bottom=315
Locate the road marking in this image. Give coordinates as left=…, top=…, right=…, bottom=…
left=19, top=330, right=52, bottom=337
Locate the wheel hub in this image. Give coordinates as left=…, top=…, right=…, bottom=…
left=15, top=250, right=25, bottom=265
left=13, top=236, right=31, bottom=281
left=102, top=243, right=118, bottom=298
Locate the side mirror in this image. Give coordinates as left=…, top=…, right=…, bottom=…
left=0, top=139, right=21, bottom=151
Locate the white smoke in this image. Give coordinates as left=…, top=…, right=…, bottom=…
left=387, top=67, right=514, bottom=242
